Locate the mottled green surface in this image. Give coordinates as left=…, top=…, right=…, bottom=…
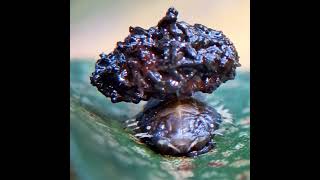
left=70, top=60, right=250, bottom=180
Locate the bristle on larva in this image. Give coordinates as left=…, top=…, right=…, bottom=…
left=134, top=133, right=153, bottom=138
left=211, top=129, right=225, bottom=136
left=125, top=118, right=137, bottom=123
left=126, top=121, right=139, bottom=127
left=214, top=104, right=234, bottom=125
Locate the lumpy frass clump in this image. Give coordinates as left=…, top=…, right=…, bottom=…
left=90, top=7, right=240, bottom=157
left=90, top=7, right=240, bottom=104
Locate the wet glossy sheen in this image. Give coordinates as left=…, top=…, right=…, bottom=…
left=90, top=7, right=240, bottom=103
left=133, top=98, right=222, bottom=157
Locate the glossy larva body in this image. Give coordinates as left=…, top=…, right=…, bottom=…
left=129, top=98, right=222, bottom=157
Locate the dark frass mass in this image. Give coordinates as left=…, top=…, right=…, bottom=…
left=90, top=7, right=240, bottom=104
left=90, top=8, right=240, bottom=157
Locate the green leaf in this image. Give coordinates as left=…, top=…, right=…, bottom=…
left=70, top=60, right=250, bottom=180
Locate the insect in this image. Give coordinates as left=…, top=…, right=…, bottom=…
left=126, top=97, right=230, bottom=157
left=90, top=7, right=240, bottom=157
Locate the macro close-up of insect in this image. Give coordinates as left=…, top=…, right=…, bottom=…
left=90, top=7, right=240, bottom=157
left=71, top=1, right=250, bottom=179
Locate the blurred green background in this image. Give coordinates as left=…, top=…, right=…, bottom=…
left=70, top=0, right=250, bottom=180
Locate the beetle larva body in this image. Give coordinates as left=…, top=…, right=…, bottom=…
left=131, top=98, right=222, bottom=157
